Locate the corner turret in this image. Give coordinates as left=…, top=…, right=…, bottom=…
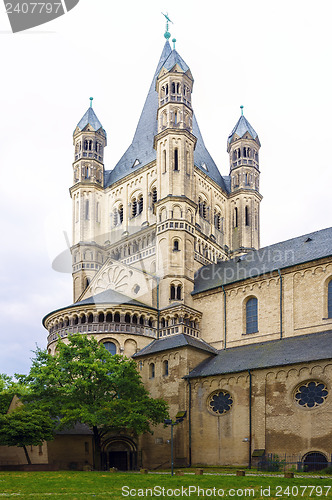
left=227, top=108, right=262, bottom=255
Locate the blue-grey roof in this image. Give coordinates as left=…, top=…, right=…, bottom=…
left=42, top=289, right=154, bottom=326
left=74, top=288, right=151, bottom=308
left=133, top=333, right=217, bottom=358
left=228, top=114, right=259, bottom=144
left=187, top=330, right=332, bottom=378
left=76, top=107, right=104, bottom=133
left=105, top=42, right=228, bottom=192
left=162, top=49, right=190, bottom=73
left=193, top=227, right=332, bottom=295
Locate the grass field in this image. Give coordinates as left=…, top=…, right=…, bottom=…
left=0, top=471, right=332, bottom=499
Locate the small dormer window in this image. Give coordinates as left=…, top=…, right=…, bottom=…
left=201, top=162, right=208, bottom=171
left=132, top=159, right=140, bottom=168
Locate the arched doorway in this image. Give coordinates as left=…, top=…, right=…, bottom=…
left=303, top=452, right=328, bottom=471
left=102, top=437, right=137, bottom=471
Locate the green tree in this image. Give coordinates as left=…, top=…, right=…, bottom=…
left=0, top=408, right=55, bottom=464
left=19, top=334, right=168, bottom=469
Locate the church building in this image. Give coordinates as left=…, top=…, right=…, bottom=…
left=5, top=29, right=332, bottom=471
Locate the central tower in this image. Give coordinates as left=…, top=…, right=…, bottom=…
left=154, top=43, right=197, bottom=306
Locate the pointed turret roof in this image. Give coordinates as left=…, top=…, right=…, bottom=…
left=228, top=115, right=259, bottom=145
left=162, top=48, right=190, bottom=73
left=76, top=106, right=104, bottom=133
left=105, top=42, right=228, bottom=191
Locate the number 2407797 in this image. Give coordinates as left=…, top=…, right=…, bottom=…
left=5, top=3, right=62, bottom=14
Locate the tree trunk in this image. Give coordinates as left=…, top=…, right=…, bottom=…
left=22, top=445, right=31, bottom=465
left=93, top=426, right=102, bottom=470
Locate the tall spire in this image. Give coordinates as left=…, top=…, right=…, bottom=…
left=106, top=42, right=227, bottom=192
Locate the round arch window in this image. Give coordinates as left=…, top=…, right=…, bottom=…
left=103, top=342, right=117, bottom=356
left=294, top=381, right=328, bottom=408
left=208, top=390, right=233, bottom=415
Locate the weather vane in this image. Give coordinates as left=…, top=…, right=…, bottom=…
left=162, top=12, right=173, bottom=40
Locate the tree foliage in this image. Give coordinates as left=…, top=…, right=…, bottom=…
left=0, top=408, right=55, bottom=464
left=18, top=334, right=168, bottom=468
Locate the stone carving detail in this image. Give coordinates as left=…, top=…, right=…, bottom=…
left=93, top=265, right=130, bottom=294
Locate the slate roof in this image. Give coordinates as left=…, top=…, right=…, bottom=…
left=42, top=289, right=154, bottom=325
left=133, top=333, right=218, bottom=358
left=228, top=114, right=259, bottom=144
left=187, top=330, right=332, bottom=378
left=74, top=289, right=151, bottom=308
left=193, top=227, right=332, bottom=295
left=104, top=41, right=228, bottom=191
left=76, top=106, right=104, bottom=133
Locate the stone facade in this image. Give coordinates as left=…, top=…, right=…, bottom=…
left=3, top=35, right=331, bottom=471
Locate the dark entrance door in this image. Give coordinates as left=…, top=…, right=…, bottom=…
left=303, top=452, right=328, bottom=471
left=109, top=451, right=128, bottom=471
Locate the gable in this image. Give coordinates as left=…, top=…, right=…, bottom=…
left=78, top=259, right=156, bottom=307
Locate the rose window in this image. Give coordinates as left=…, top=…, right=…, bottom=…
left=294, top=381, right=328, bottom=408
left=208, top=390, right=233, bottom=415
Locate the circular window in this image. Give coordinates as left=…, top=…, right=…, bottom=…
left=294, top=381, right=328, bottom=408
left=208, top=390, right=233, bottom=415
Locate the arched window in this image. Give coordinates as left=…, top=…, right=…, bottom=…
left=73, top=315, right=78, bottom=325
left=105, top=312, right=112, bottom=323
left=234, top=207, right=238, bottom=228
left=119, top=205, right=124, bottom=223
left=81, top=314, right=86, bottom=324
left=152, top=187, right=157, bottom=206
left=170, top=284, right=176, bottom=300
left=245, top=206, right=250, bottom=226
left=138, top=195, right=143, bottom=214
left=132, top=198, right=137, bottom=217
left=87, top=313, right=93, bottom=324
left=328, top=280, right=332, bottom=318
left=163, top=150, right=167, bottom=173
left=85, top=200, right=89, bottom=220
left=214, top=211, right=222, bottom=231
left=132, top=314, right=138, bottom=324
left=113, top=209, right=119, bottom=226
left=125, top=313, right=131, bottom=324
left=148, top=318, right=153, bottom=327
left=174, top=149, right=179, bottom=171
left=246, top=297, right=258, bottom=334
left=198, top=198, right=207, bottom=219
left=161, top=318, right=166, bottom=328
left=114, top=312, right=120, bottom=323
left=173, top=239, right=179, bottom=251
left=139, top=315, right=144, bottom=325
left=172, top=82, right=175, bottom=93
left=98, top=312, right=105, bottom=323
left=149, top=363, right=155, bottom=379
left=163, top=360, right=169, bottom=377
left=103, top=342, right=116, bottom=356
left=177, top=285, right=182, bottom=300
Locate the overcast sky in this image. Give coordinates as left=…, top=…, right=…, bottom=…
left=0, top=0, right=331, bottom=376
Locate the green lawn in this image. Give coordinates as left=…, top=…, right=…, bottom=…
left=0, top=471, right=332, bottom=499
